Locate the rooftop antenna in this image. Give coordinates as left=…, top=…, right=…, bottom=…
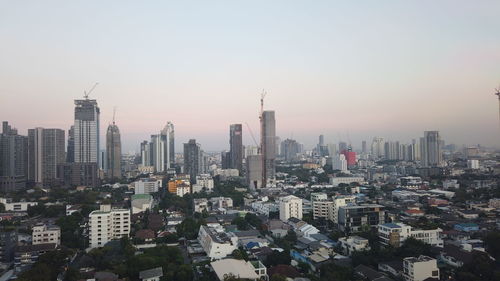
left=112, top=106, right=117, bottom=125
left=495, top=85, right=500, bottom=129
left=84, top=82, right=99, bottom=99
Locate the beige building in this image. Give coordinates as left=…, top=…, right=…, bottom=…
left=279, top=195, right=303, bottom=221
left=32, top=223, right=61, bottom=245
left=88, top=204, right=131, bottom=249
left=403, top=255, right=439, bottom=281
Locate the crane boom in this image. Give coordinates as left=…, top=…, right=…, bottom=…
left=245, top=122, right=259, bottom=147
left=84, top=82, right=99, bottom=99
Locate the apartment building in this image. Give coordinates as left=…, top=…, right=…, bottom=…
left=403, top=255, right=439, bottom=281
left=32, top=223, right=61, bottom=246
left=88, top=205, right=131, bottom=249
left=198, top=224, right=238, bottom=260
left=338, top=204, right=385, bottom=232
left=279, top=195, right=303, bottom=222
left=378, top=223, right=443, bottom=247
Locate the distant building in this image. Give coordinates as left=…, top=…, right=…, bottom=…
left=106, top=122, right=122, bottom=179
left=420, top=131, right=442, bottom=167
left=281, top=139, right=301, bottom=161
left=32, top=223, right=61, bottom=246
left=0, top=121, right=28, bottom=192
left=198, top=224, right=238, bottom=260
left=229, top=124, right=243, bottom=173
left=88, top=205, right=130, bottom=249
left=57, top=162, right=99, bottom=188
left=74, top=98, right=100, bottom=165
left=261, top=110, right=276, bottom=186
left=27, top=128, right=65, bottom=187
left=378, top=223, right=443, bottom=247
left=467, top=159, right=479, bottom=169
left=330, top=176, right=365, bottom=187
left=279, top=195, right=302, bottom=222
left=330, top=154, right=348, bottom=172
left=338, top=236, right=370, bottom=256
left=338, top=204, right=385, bottom=232
left=246, top=155, right=263, bottom=190
left=403, top=255, right=439, bottom=281
left=184, top=139, right=203, bottom=183
left=134, top=178, right=162, bottom=194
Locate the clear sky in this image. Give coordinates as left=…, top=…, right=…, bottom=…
left=1, top=1, right=499, bottom=152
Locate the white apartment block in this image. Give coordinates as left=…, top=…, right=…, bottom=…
left=198, top=224, right=238, bottom=260
left=279, top=195, right=303, bottom=222
left=176, top=184, right=191, bottom=197
left=312, top=200, right=333, bottom=220
left=403, top=255, right=439, bottom=281
left=251, top=201, right=279, bottom=216
left=467, top=159, right=479, bottom=169
left=0, top=198, right=37, bottom=212
left=378, top=223, right=443, bottom=247
left=338, top=236, right=370, bottom=256
left=195, top=174, right=214, bottom=192
left=134, top=178, right=162, bottom=194
left=88, top=205, right=131, bottom=249
left=330, top=177, right=365, bottom=187
left=331, top=154, right=348, bottom=172
left=32, top=224, right=61, bottom=246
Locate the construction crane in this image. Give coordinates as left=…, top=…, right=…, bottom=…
left=245, top=122, right=259, bottom=147
left=84, top=82, right=99, bottom=99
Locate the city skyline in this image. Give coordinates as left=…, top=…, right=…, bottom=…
left=1, top=1, right=500, bottom=152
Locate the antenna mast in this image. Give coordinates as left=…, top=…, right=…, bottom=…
left=260, top=90, right=267, bottom=188
left=495, top=85, right=500, bottom=130
left=112, top=107, right=117, bottom=125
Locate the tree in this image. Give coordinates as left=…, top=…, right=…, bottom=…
left=232, top=249, right=248, bottom=261
left=485, top=231, right=500, bottom=260
left=265, top=250, right=291, bottom=267
left=270, top=274, right=287, bottom=281
left=232, top=217, right=249, bottom=231
left=245, top=213, right=263, bottom=229
left=319, top=263, right=353, bottom=281
left=176, top=217, right=200, bottom=239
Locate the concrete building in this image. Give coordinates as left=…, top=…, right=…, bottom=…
left=371, top=137, right=385, bottom=158
left=66, top=125, right=74, bottom=163
left=211, top=259, right=267, bottom=281
left=0, top=197, right=37, bottom=212
left=281, top=138, right=301, bottom=161
left=229, top=124, right=243, bottom=173
left=338, top=236, right=370, bottom=256
left=210, top=197, right=233, bottom=209
left=27, top=128, right=65, bottom=187
left=338, top=204, right=385, bottom=232
left=57, top=162, right=99, bottom=188
left=106, top=122, right=121, bottom=180
left=74, top=98, right=100, bottom=165
left=421, top=131, right=442, bottom=167
left=184, top=139, right=203, bottom=183
left=311, top=193, right=333, bottom=221
left=261, top=110, right=276, bottom=186
left=330, top=176, right=365, bottom=187
left=246, top=155, right=263, bottom=190
left=162, top=122, right=175, bottom=169
left=193, top=174, right=214, bottom=193
left=198, top=224, right=238, bottom=260
left=0, top=122, right=28, bottom=192
left=279, top=195, right=303, bottom=221
left=32, top=223, right=61, bottom=246
left=193, top=198, right=209, bottom=213
left=403, top=255, right=439, bottom=281
left=467, top=159, right=479, bottom=169
left=88, top=205, right=130, bottom=249
left=251, top=201, right=279, bottom=216
left=139, top=267, right=163, bottom=281
left=330, top=154, right=348, bottom=172
left=134, top=178, right=162, bottom=194
left=331, top=195, right=356, bottom=224
left=168, top=179, right=191, bottom=197
left=131, top=194, right=153, bottom=214
left=378, top=223, right=443, bottom=247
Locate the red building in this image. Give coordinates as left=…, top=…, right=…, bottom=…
left=341, top=149, right=357, bottom=167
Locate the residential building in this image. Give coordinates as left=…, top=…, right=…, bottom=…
left=330, top=154, right=347, bottom=172
left=88, top=205, right=131, bottom=249
left=139, top=267, right=163, bottom=281
left=311, top=194, right=333, bottom=221
left=0, top=122, right=28, bottom=192
left=211, top=259, right=267, bottom=281
left=251, top=201, right=279, bottom=216
left=193, top=174, right=214, bottom=193
left=193, top=198, right=209, bottom=213
left=467, top=159, right=479, bottom=169
left=279, top=195, right=303, bottom=221
left=134, top=178, right=162, bottom=194
left=330, top=177, right=365, bottom=187
left=403, top=255, right=439, bottom=281
left=57, top=162, right=99, bottom=187
left=74, top=98, right=100, bottom=165
left=168, top=179, right=191, bottom=197
left=32, top=223, right=61, bottom=246
left=378, top=223, right=443, bottom=247
left=184, top=139, right=203, bottom=183
left=338, top=204, right=386, bottom=232
left=420, top=131, right=442, bottom=167
left=331, top=195, right=356, bottom=224
left=27, top=128, right=65, bottom=186
left=338, top=236, right=370, bottom=256
left=246, top=155, right=263, bottom=190
left=15, top=243, right=57, bottom=272
left=210, top=197, right=233, bottom=209
left=0, top=198, right=37, bottom=212
left=281, top=138, right=301, bottom=161
left=131, top=194, right=153, bottom=214
left=66, top=125, right=74, bottom=163
left=198, top=224, right=238, bottom=260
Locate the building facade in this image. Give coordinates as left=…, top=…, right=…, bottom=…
left=27, top=128, right=65, bottom=186
left=229, top=124, right=243, bottom=173
left=88, top=205, right=131, bottom=249
left=279, top=195, right=303, bottom=221
left=106, top=122, right=121, bottom=179
left=74, top=98, right=100, bottom=164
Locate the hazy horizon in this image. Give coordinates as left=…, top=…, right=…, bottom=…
left=1, top=1, right=500, bottom=152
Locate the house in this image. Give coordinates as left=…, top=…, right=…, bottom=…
left=211, top=259, right=267, bottom=281
left=457, top=210, right=479, bottom=219
left=338, top=236, right=370, bottom=256
left=354, top=264, right=392, bottom=281
left=139, top=267, right=163, bottom=281
left=453, top=223, right=479, bottom=232
left=378, top=223, right=443, bottom=247
left=378, top=260, right=403, bottom=278
left=14, top=243, right=57, bottom=272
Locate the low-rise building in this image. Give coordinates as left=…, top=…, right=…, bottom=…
left=0, top=198, right=37, bottom=212
left=403, top=255, right=439, bottom=281
left=378, top=223, right=443, bottom=247
left=32, top=224, right=61, bottom=246
left=194, top=198, right=209, bottom=213
left=251, top=201, right=279, bottom=216
left=338, top=204, right=385, bottom=232
left=168, top=179, right=191, bottom=197
left=338, top=236, right=370, bottom=256
left=139, top=267, right=163, bottom=281
left=134, top=178, right=162, bottom=194
left=330, top=176, right=365, bottom=187
left=193, top=174, right=214, bottom=193
left=279, top=195, right=303, bottom=222
left=211, top=258, right=267, bottom=281
left=210, top=197, right=233, bottom=209
left=198, top=224, right=238, bottom=260
left=131, top=194, right=153, bottom=214
left=88, top=205, right=131, bottom=249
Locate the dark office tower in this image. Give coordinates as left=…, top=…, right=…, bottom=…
left=229, top=124, right=243, bottom=173
left=27, top=128, right=65, bottom=186
left=221, top=151, right=231, bottom=169
left=183, top=139, right=202, bottom=183
left=106, top=122, right=121, bottom=180
left=66, top=126, right=74, bottom=163
left=261, top=111, right=276, bottom=186
left=362, top=141, right=367, bottom=154
left=0, top=122, right=27, bottom=192
left=421, top=131, right=442, bottom=167
left=338, top=142, right=348, bottom=153
left=74, top=98, right=100, bottom=164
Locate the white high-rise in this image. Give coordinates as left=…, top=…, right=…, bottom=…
left=371, top=137, right=384, bottom=158
left=331, top=154, right=348, bottom=172
left=74, top=98, right=100, bottom=164
left=88, top=205, right=130, bottom=249
left=279, top=195, right=302, bottom=221
left=421, top=131, right=442, bottom=167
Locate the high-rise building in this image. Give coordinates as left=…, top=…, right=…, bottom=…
left=338, top=142, right=348, bottom=153
left=27, top=128, right=65, bottom=186
left=184, top=139, right=202, bottom=183
left=281, top=139, right=301, bottom=162
left=317, top=135, right=328, bottom=156
left=331, top=154, right=348, bottom=172
left=279, top=195, right=303, bottom=221
left=361, top=141, right=367, bottom=154
left=106, top=121, right=121, bottom=180
left=261, top=111, right=276, bottom=186
left=246, top=155, right=262, bottom=190
left=140, top=140, right=151, bottom=167
left=342, top=147, right=356, bottom=167
left=327, top=143, right=337, bottom=157
left=371, top=137, right=384, bottom=158
left=74, top=98, right=100, bottom=164
left=161, top=122, right=175, bottom=169
left=0, top=122, right=27, bottom=192
left=151, top=134, right=165, bottom=172
left=229, top=124, right=243, bottom=173
left=66, top=126, right=74, bottom=163
left=384, top=141, right=400, bottom=160
left=421, top=131, right=442, bottom=167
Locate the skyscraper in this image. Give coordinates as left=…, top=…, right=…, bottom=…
left=229, top=124, right=243, bottom=173
left=161, top=122, right=175, bottom=169
left=140, top=140, right=151, bottom=167
left=184, top=139, right=202, bottom=183
left=421, top=131, right=442, bottom=167
left=151, top=134, right=165, bottom=172
left=246, top=154, right=263, bottom=190
left=261, top=110, right=276, bottom=186
left=0, top=122, right=27, bottom=192
left=66, top=126, right=74, bottom=163
left=371, top=137, right=385, bottom=158
left=74, top=98, right=100, bottom=164
left=27, top=128, right=65, bottom=186
left=281, top=139, right=301, bottom=162
left=106, top=121, right=121, bottom=180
